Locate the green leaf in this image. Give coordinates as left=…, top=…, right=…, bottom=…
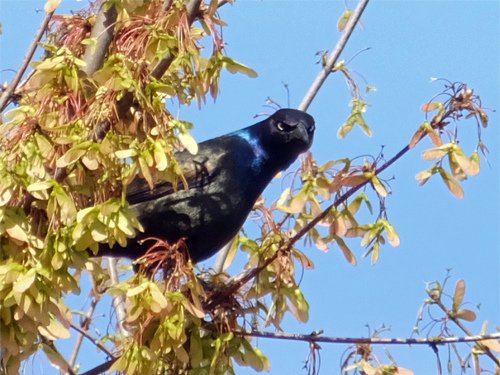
left=421, top=102, right=444, bottom=112
left=13, top=270, right=36, bottom=293
left=56, top=143, right=91, bottom=168
left=220, top=55, right=258, bottom=78
left=38, top=317, right=70, bottom=340
left=371, top=175, right=388, bottom=197
left=115, top=149, right=138, bottom=159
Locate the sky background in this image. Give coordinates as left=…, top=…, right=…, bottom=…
left=0, top=1, right=499, bottom=374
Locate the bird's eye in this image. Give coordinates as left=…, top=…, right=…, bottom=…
left=276, top=121, right=293, bottom=131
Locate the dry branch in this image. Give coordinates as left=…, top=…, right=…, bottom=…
left=236, top=329, right=500, bottom=347
left=0, top=10, right=55, bottom=111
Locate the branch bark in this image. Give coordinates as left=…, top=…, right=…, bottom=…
left=69, top=322, right=115, bottom=359
left=148, top=0, right=203, bottom=80
left=298, top=0, right=369, bottom=112
left=81, top=1, right=118, bottom=77
left=79, top=329, right=500, bottom=375
left=235, top=329, right=500, bottom=347
left=0, top=10, right=54, bottom=112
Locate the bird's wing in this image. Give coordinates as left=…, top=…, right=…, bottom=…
left=126, top=147, right=222, bottom=205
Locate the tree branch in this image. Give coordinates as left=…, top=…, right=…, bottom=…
left=81, top=1, right=118, bottom=76
left=298, top=0, right=369, bottom=112
left=433, top=298, right=500, bottom=367
left=68, top=292, right=100, bottom=368
left=149, top=0, right=202, bottom=80
left=0, top=10, right=54, bottom=112
left=209, top=89, right=470, bottom=311
left=69, top=322, right=115, bottom=359
left=235, top=329, right=500, bottom=347
left=214, top=0, right=369, bottom=270
left=79, top=358, right=117, bottom=375
left=117, top=0, right=204, bottom=123
left=78, top=329, right=500, bottom=375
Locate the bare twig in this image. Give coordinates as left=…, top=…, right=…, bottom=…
left=69, top=293, right=101, bottom=367
left=235, top=329, right=500, bottom=346
left=208, top=102, right=461, bottom=310
left=214, top=0, right=369, bottom=271
left=433, top=298, right=500, bottom=367
left=69, top=322, right=115, bottom=359
left=0, top=11, right=54, bottom=112
left=81, top=1, right=118, bottom=76
left=298, top=0, right=369, bottom=112
left=80, top=329, right=500, bottom=375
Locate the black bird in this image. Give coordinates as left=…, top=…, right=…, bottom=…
left=100, top=108, right=315, bottom=263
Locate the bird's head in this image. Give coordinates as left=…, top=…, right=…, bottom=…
left=257, top=108, right=315, bottom=168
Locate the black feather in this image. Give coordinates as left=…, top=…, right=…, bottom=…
left=99, top=108, right=315, bottom=263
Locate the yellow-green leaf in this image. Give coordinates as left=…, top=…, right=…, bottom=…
left=13, top=270, right=36, bottom=293
left=422, top=144, right=452, bottom=160
left=44, top=0, right=61, bottom=13
left=337, top=9, right=353, bottom=31
left=438, top=167, right=464, bottom=199
left=38, top=317, right=70, bottom=340
left=41, top=343, right=71, bottom=373
left=56, top=147, right=87, bottom=168
left=371, top=175, right=388, bottom=197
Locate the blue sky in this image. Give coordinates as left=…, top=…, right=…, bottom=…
left=1, top=1, right=499, bottom=374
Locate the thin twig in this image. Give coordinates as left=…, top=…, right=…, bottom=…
left=434, top=299, right=500, bottom=367
left=208, top=107, right=454, bottom=310
left=69, top=322, right=115, bottom=359
left=0, top=11, right=54, bottom=112
left=214, top=0, right=369, bottom=271
left=235, top=329, right=500, bottom=346
left=68, top=293, right=101, bottom=367
left=80, top=329, right=500, bottom=375
left=298, top=0, right=369, bottom=112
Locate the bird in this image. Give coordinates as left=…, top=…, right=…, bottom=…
left=99, top=108, right=315, bottom=263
